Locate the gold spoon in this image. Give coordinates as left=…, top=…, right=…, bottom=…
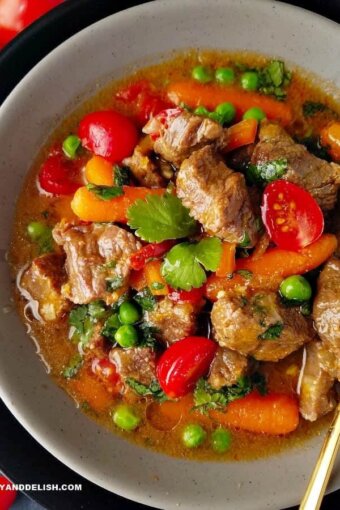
left=300, top=403, right=340, bottom=510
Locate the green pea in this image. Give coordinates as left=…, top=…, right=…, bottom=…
left=114, top=324, right=138, bottom=348
left=118, top=301, right=141, bottom=325
left=194, top=105, right=210, bottom=116
left=182, top=424, right=206, bottom=448
left=27, top=221, right=49, bottom=241
left=215, top=102, right=236, bottom=124
left=113, top=405, right=141, bottom=431
left=62, top=134, right=81, bottom=159
left=280, top=275, right=312, bottom=302
left=240, top=71, right=259, bottom=91
left=215, top=67, right=235, bottom=85
left=192, top=65, right=213, bottom=83
left=211, top=428, right=232, bottom=453
left=243, top=106, right=266, bottom=121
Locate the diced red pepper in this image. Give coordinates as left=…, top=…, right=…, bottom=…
left=168, top=285, right=206, bottom=305
left=130, top=240, right=176, bottom=271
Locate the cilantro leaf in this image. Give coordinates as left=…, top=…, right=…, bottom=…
left=62, top=354, right=83, bottom=379
left=127, top=193, right=197, bottom=242
left=193, top=373, right=267, bottom=414
left=87, top=183, right=124, bottom=201
left=126, top=378, right=168, bottom=401
left=302, top=101, right=327, bottom=117
left=162, top=238, right=222, bottom=291
left=138, top=323, right=159, bottom=349
left=258, top=322, right=284, bottom=340
left=114, top=165, right=130, bottom=186
left=133, top=287, right=156, bottom=311
left=194, top=237, right=222, bottom=272
left=162, top=242, right=207, bottom=291
left=101, top=313, right=121, bottom=339
left=246, top=159, right=288, bottom=185
left=69, top=306, right=88, bottom=334
left=258, top=60, right=291, bottom=100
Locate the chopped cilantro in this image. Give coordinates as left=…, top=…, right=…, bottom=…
left=258, top=60, right=291, bottom=100
left=246, top=159, right=288, bottom=185
left=133, top=287, right=156, bottom=311
left=69, top=306, right=88, bottom=333
left=106, top=275, right=124, bottom=291
left=114, top=165, right=130, bottom=186
left=151, top=282, right=165, bottom=290
left=302, top=101, right=327, bottom=117
left=235, top=269, right=253, bottom=280
left=101, top=313, right=121, bottom=339
left=193, top=373, right=267, bottom=414
left=127, top=193, right=197, bottom=242
left=162, top=238, right=222, bottom=291
left=87, top=183, right=124, bottom=200
left=138, top=323, right=159, bottom=349
left=87, top=300, right=107, bottom=319
left=258, top=322, right=284, bottom=340
left=62, top=354, right=83, bottom=379
left=126, top=378, right=168, bottom=401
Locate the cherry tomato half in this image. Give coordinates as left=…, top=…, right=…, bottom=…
left=261, top=180, right=324, bottom=250
left=157, top=336, right=217, bottom=398
left=38, top=152, right=83, bottom=195
left=130, top=240, right=176, bottom=271
left=168, top=285, right=206, bottom=305
left=0, top=475, right=17, bottom=510
left=78, top=110, right=138, bottom=163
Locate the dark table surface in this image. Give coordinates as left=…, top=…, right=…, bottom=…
left=0, top=1, right=339, bottom=509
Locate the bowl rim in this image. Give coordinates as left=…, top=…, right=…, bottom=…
left=1, top=1, right=340, bottom=509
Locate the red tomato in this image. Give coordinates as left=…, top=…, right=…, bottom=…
left=92, top=358, right=121, bottom=393
left=78, top=110, right=138, bottom=163
left=168, top=285, right=206, bottom=305
left=0, top=475, right=17, bottom=510
left=157, top=336, right=217, bottom=398
left=130, top=240, right=176, bottom=271
left=116, top=80, right=173, bottom=125
left=261, top=180, right=324, bottom=250
left=38, top=152, right=82, bottom=195
left=0, top=0, right=63, bottom=48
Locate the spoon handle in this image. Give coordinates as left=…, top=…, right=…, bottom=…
left=300, top=404, right=340, bottom=510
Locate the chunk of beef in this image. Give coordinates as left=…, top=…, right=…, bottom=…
left=177, top=145, right=259, bottom=245
left=208, top=347, right=248, bottom=389
left=109, top=347, right=156, bottom=387
left=53, top=221, right=141, bottom=305
left=123, top=136, right=166, bottom=187
left=299, top=341, right=336, bottom=421
left=313, top=258, right=340, bottom=356
left=145, top=297, right=197, bottom=345
left=143, top=111, right=223, bottom=166
left=211, top=292, right=313, bottom=361
left=21, top=253, right=67, bottom=321
left=251, top=122, right=340, bottom=210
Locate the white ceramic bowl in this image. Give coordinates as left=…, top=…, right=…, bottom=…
left=1, top=1, right=340, bottom=509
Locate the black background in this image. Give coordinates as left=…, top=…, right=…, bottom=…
left=0, top=1, right=339, bottom=509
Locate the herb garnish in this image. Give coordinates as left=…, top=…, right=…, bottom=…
left=138, top=323, right=159, bottom=349
left=126, top=378, right=168, bottom=401
left=162, top=238, right=222, bottom=291
left=133, top=287, right=156, bottom=311
left=101, top=313, right=121, bottom=340
left=258, top=60, right=291, bottom=100
left=62, top=353, right=83, bottom=379
left=258, top=322, right=284, bottom=340
left=114, top=165, right=130, bottom=186
left=235, top=269, right=253, bottom=280
left=246, top=159, right=288, bottom=185
left=193, top=373, right=267, bottom=414
left=106, top=275, right=124, bottom=291
left=127, top=193, right=197, bottom=242
left=302, top=101, right=327, bottom=117
left=87, top=183, right=124, bottom=200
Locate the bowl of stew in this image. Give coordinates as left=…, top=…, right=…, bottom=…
left=1, top=0, right=340, bottom=509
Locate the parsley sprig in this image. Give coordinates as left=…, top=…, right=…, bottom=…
left=127, top=193, right=197, bottom=242
left=126, top=378, right=168, bottom=401
left=87, top=183, right=124, bottom=200
left=62, top=353, right=83, bottom=379
left=162, top=238, right=222, bottom=291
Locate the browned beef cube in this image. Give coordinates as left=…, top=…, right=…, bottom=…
left=251, top=122, right=340, bottom=211
left=211, top=292, right=313, bottom=361
left=208, top=347, right=247, bottom=389
left=21, top=253, right=67, bottom=321
left=177, top=145, right=259, bottom=245
left=123, top=136, right=166, bottom=187
left=109, top=347, right=156, bottom=387
left=145, top=297, right=197, bottom=345
left=53, top=221, right=141, bottom=305
left=299, top=341, right=336, bottom=421
left=143, top=111, right=223, bottom=166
